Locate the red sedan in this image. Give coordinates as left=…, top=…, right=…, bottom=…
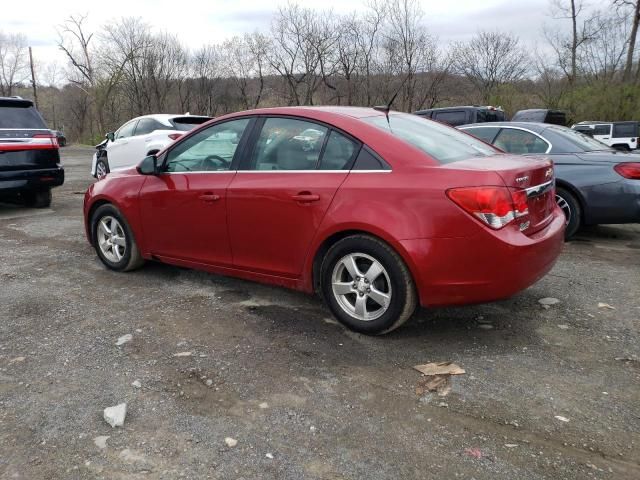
left=83, top=107, right=565, bottom=334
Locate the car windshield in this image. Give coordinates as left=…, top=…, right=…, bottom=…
left=0, top=102, right=46, bottom=129
left=546, top=125, right=612, bottom=152
left=363, top=113, right=497, bottom=164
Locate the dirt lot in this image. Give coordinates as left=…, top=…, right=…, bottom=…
left=1, top=145, right=639, bottom=479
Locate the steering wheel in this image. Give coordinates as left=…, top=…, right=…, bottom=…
left=202, top=155, right=230, bottom=170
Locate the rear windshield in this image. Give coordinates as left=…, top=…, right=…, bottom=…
left=170, top=116, right=211, bottom=131
left=0, top=101, right=46, bottom=129
left=363, top=113, right=497, bottom=164
left=545, top=125, right=612, bottom=152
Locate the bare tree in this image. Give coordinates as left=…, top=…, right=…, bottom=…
left=578, top=11, right=629, bottom=82
left=614, top=0, right=640, bottom=81
left=0, top=31, right=29, bottom=96
left=452, top=31, right=529, bottom=103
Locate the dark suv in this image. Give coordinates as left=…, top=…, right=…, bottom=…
left=414, top=106, right=506, bottom=127
left=0, top=97, right=64, bottom=208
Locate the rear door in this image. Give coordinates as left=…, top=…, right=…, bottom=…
left=593, top=124, right=612, bottom=146
left=227, top=116, right=359, bottom=278
left=138, top=117, right=253, bottom=266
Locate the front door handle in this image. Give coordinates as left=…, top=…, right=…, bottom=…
left=199, top=193, right=220, bottom=202
left=292, top=192, right=320, bottom=203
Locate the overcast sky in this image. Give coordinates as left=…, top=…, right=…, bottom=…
left=4, top=0, right=559, bottom=76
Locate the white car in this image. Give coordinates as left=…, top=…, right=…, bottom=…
left=91, top=114, right=211, bottom=178
left=571, top=121, right=639, bottom=151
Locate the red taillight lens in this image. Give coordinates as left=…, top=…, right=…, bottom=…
left=614, top=162, right=640, bottom=179
left=33, top=133, right=59, bottom=148
left=168, top=133, right=182, bottom=141
left=446, top=186, right=529, bottom=230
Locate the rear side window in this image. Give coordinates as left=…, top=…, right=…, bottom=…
left=462, top=126, right=500, bottom=144
left=432, top=110, right=468, bottom=126
left=319, top=131, right=358, bottom=170
left=135, top=118, right=162, bottom=136
left=613, top=123, right=637, bottom=138
left=364, top=113, right=497, bottom=164
left=170, top=116, right=212, bottom=131
left=116, top=121, right=137, bottom=139
left=594, top=124, right=611, bottom=136
left=0, top=102, right=46, bottom=129
left=251, top=118, right=328, bottom=171
left=493, top=129, right=549, bottom=154
left=352, top=147, right=390, bottom=170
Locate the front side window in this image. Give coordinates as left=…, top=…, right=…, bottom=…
left=116, top=121, right=137, bottom=140
left=493, top=129, right=549, bottom=154
left=364, top=113, right=497, bottom=164
left=251, top=118, right=328, bottom=171
left=593, top=124, right=612, bottom=136
left=165, top=118, right=250, bottom=172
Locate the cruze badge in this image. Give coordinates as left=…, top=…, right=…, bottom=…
left=545, top=168, right=553, bottom=179
left=515, top=175, right=529, bottom=183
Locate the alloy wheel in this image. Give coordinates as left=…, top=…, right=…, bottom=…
left=97, top=216, right=127, bottom=263
left=556, top=194, right=571, bottom=225
left=331, top=252, right=392, bottom=321
left=96, top=161, right=108, bottom=179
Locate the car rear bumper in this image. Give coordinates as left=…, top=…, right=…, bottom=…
left=401, top=210, right=566, bottom=307
left=0, top=166, right=65, bottom=194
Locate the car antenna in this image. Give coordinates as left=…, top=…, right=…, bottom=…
left=373, top=73, right=411, bottom=126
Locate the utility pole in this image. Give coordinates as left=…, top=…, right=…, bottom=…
left=28, top=46, right=38, bottom=109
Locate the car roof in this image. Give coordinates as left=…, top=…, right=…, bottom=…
left=458, top=122, right=550, bottom=133
left=223, top=106, right=388, bottom=119
left=0, top=96, right=34, bottom=107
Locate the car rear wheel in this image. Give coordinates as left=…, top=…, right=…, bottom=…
left=96, top=159, right=109, bottom=179
left=23, top=188, right=51, bottom=208
left=556, top=188, right=581, bottom=240
left=321, top=235, right=417, bottom=335
left=91, top=204, right=144, bottom=272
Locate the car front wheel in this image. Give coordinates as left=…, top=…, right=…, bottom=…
left=321, top=235, right=417, bottom=335
left=91, top=204, right=144, bottom=272
left=96, top=158, right=109, bottom=179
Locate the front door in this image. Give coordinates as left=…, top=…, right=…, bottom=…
left=138, top=118, right=252, bottom=266
left=227, top=117, right=359, bottom=277
left=107, top=119, right=138, bottom=170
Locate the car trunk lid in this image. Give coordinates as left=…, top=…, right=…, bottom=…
left=448, top=154, right=557, bottom=235
left=0, top=129, right=60, bottom=171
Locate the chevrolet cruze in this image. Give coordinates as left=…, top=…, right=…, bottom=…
left=84, top=107, right=565, bottom=334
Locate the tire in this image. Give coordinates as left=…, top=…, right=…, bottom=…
left=23, top=188, right=52, bottom=208
left=91, top=204, right=144, bottom=272
left=95, top=157, right=109, bottom=179
left=556, top=188, right=581, bottom=240
left=320, top=235, right=417, bottom=335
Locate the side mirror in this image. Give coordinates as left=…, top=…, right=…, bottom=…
left=137, top=155, right=158, bottom=175
left=106, top=132, right=115, bottom=142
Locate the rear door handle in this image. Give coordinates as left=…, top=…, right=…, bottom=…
left=199, top=193, right=220, bottom=202
left=292, top=193, right=320, bottom=202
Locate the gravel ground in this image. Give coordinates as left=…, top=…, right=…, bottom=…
left=1, top=145, right=639, bottom=480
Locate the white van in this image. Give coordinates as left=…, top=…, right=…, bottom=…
left=571, top=121, right=638, bottom=151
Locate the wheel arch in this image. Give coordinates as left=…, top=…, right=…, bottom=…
left=555, top=180, right=586, bottom=223
left=309, top=227, right=419, bottom=296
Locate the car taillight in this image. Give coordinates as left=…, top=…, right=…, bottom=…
left=446, top=186, right=529, bottom=230
left=614, top=162, right=640, bottom=179
left=33, top=133, right=59, bottom=148
left=168, top=133, right=182, bottom=140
